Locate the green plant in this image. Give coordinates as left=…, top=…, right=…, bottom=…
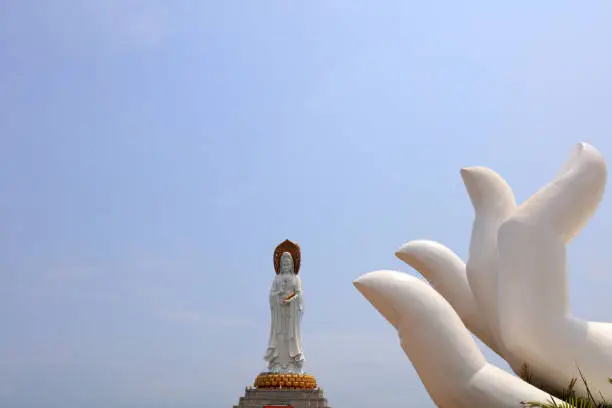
left=521, top=366, right=612, bottom=408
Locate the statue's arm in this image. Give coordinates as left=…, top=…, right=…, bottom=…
left=269, top=276, right=280, bottom=306
left=293, top=276, right=304, bottom=311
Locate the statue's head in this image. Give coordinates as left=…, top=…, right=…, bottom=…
left=274, top=239, right=300, bottom=275
left=280, top=252, right=294, bottom=275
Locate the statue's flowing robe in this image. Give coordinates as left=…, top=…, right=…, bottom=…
left=264, top=273, right=304, bottom=372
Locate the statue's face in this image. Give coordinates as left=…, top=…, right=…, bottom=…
left=281, top=255, right=293, bottom=274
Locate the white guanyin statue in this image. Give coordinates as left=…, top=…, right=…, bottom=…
left=264, top=239, right=305, bottom=374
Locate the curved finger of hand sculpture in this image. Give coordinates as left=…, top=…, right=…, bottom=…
left=394, top=240, right=501, bottom=356
left=353, top=270, right=562, bottom=408
left=498, top=142, right=610, bottom=401
left=395, top=167, right=524, bottom=371
left=461, top=167, right=517, bottom=355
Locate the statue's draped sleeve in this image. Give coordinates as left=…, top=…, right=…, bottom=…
left=265, top=275, right=281, bottom=363
left=288, top=275, right=304, bottom=360
left=295, top=275, right=304, bottom=312
left=270, top=275, right=281, bottom=334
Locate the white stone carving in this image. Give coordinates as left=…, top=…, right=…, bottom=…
left=497, top=143, right=610, bottom=401
left=357, top=142, right=612, bottom=404
left=354, top=271, right=563, bottom=408
left=264, top=252, right=305, bottom=373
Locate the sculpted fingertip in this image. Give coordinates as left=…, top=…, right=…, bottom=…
left=353, top=270, right=403, bottom=328
left=395, top=242, right=413, bottom=262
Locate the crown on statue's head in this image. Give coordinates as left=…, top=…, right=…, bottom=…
left=274, top=239, right=301, bottom=275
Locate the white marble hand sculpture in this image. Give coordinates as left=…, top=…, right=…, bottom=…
left=497, top=143, right=610, bottom=402
left=353, top=271, right=563, bottom=408
left=388, top=142, right=611, bottom=403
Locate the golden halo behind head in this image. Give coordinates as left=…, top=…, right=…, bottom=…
left=274, top=239, right=301, bottom=274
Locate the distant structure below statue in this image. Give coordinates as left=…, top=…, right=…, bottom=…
left=264, top=239, right=305, bottom=373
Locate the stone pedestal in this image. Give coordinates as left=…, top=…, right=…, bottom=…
left=233, top=387, right=332, bottom=408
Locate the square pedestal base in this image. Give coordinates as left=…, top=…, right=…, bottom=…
left=233, top=387, right=331, bottom=408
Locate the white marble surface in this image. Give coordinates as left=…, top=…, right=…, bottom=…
left=497, top=143, right=611, bottom=401
left=354, top=271, right=561, bottom=408
left=359, top=142, right=612, bottom=405
left=264, top=252, right=305, bottom=373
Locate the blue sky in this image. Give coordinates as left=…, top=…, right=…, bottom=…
left=1, top=1, right=612, bottom=407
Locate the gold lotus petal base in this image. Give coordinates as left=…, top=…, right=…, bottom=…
left=254, top=372, right=317, bottom=390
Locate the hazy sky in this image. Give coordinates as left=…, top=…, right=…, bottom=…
left=2, top=1, right=612, bottom=407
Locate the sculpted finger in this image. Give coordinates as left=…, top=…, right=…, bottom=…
left=517, top=142, right=606, bottom=242
left=353, top=270, right=560, bottom=407
left=461, top=166, right=517, bottom=354
left=395, top=240, right=500, bottom=355
left=353, top=270, right=486, bottom=400
left=461, top=166, right=516, bottom=219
